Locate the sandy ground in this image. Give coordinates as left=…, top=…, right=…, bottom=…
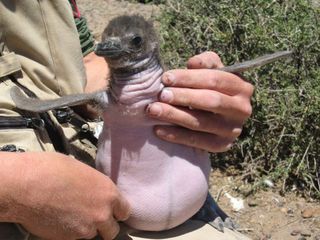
left=209, top=171, right=320, bottom=240
left=77, top=0, right=320, bottom=239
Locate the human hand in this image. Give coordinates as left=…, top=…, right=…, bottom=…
left=83, top=51, right=110, bottom=93
left=77, top=51, right=110, bottom=119
left=147, top=51, right=254, bottom=152
left=7, top=152, right=130, bottom=240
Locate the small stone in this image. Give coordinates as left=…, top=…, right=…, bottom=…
left=247, top=200, right=258, bottom=207
left=301, top=231, right=312, bottom=237
left=302, top=208, right=315, bottom=218
left=291, top=229, right=301, bottom=236
left=280, top=207, right=288, bottom=214
left=287, top=208, right=293, bottom=215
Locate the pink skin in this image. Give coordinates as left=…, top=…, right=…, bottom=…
left=96, top=57, right=211, bottom=231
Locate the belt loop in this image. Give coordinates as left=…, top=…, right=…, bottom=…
left=0, top=52, right=22, bottom=78
left=0, top=32, right=22, bottom=78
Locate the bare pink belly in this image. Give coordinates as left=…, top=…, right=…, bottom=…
left=96, top=125, right=210, bottom=231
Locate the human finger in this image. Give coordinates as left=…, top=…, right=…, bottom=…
left=187, top=51, right=224, bottom=69
left=98, top=218, right=120, bottom=240
left=113, top=194, right=131, bottom=221
left=158, top=88, right=252, bottom=120
left=162, top=69, right=254, bottom=97
left=146, top=103, right=242, bottom=139
left=154, top=125, right=233, bottom=153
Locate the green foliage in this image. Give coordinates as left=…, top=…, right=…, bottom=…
left=159, top=0, right=320, bottom=198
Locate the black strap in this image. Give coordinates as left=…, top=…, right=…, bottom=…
left=0, top=144, right=25, bottom=152
left=0, top=116, right=44, bottom=129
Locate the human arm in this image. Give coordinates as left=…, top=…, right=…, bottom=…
left=73, top=51, right=111, bottom=119
left=83, top=51, right=110, bottom=93
left=0, top=152, right=130, bottom=240
left=146, top=51, right=254, bottom=152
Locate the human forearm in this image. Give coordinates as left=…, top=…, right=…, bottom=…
left=0, top=152, right=70, bottom=222
left=0, top=151, right=130, bottom=239
left=0, top=152, right=36, bottom=222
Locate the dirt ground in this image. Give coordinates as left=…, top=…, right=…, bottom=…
left=77, top=0, right=320, bottom=239
left=209, top=171, right=320, bottom=240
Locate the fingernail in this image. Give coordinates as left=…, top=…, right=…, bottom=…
left=155, top=128, right=167, bottom=137
left=159, top=88, right=173, bottom=102
left=232, top=128, right=242, bottom=136
left=162, top=72, right=175, bottom=85
left=156, top=127, right=175, bottom=141
left=146, top=103, right=162, bottom=117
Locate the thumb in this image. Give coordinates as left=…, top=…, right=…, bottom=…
left=187, top=51, right=224, bottom=69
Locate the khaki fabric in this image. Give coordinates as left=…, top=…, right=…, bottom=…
left=0, top=52, right=21, bottom=78
left=0, top=0, right=86, bottom=99
left=0, top=1, right=251, bottom=240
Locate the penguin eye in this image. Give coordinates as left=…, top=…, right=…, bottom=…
left=130, top=36, right=143, bottom=47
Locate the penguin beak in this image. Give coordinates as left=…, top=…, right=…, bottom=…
left=95, top=38, right=123, bottom=58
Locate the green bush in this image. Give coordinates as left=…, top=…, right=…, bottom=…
left=159, top=0, right=320, bottom=199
